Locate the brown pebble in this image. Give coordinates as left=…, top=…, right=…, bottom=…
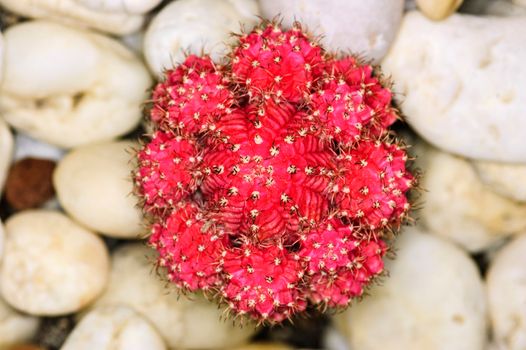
left=5, top=157, right=56, bottom=210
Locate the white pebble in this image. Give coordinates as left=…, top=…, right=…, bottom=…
left=87, top=243, right=256, bottom=349
left=61, top=305, right=166, bottom=350
left=335, top=227, right=487, bottom=350
left=0, top=0, right=145, bottom=35
left=144, top=0, right=259, bottom=76
left=54, top=140, right=143, bottom=239
left=0, top=21, right=151, bottom=149
left=473, top=160, right=526, bottom=203
left=419, top=145, right=526, bottom=252
left=383, top=12, right=526, bottom=162
left=487, top=234, right=526, bottom=350
left=259, top=0, right=404, bottom=63
left=0, top=296, right=40, bottom=348
left=0, top=118, right=14, bottom=196
left=0, top=210, right=110, bottom=316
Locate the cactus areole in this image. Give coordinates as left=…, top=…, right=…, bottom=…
left=135, top=21, right=414, bottom=324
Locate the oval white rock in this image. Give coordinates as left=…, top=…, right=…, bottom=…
left=144, top=0, right=259, bottom=76
left=473, top=160, right=526, bottom=203
left=0, top=210, right=110, bottom=316
left=0, top=118, right=14, bottom=196
left=87, top=243, right=256, bottom=349
left=0, top=21, right=151, bottom=149
left=334, top=227, right=487, bottom=350
left=419, top=145, right=526, bottom=252
left=0, top=296, right=40, bottom=348
left=0, top=0, right=144, bottom=35
left=54, top=140, right=143, bottom=238
left=487, top=234, right=526, bottom=350
left=259, top=0, right=404, bottom=63
left=61, top=305, right=166, bottom=350
left=383, top=12, right=526, bottom=162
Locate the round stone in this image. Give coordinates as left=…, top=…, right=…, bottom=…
left=143, top=0, right=259, bottom=76
left=86, top=243, right=256, bottom=349
left=54, top=140, right=143, bottom=238
left=0, top=118, right=14, bottom=196
left=487, top=234, right=526, bottom=350
left=259, top=0, right=404, bottom=63
left=419, top=145, right=526, bottom=252
left=62, top=305, right=166, bottom=350
left=383, top=12, right=526, bottom=162
left=473, top=160, right=526, bottom=203
left=0, top=21, right=151, bottom=148
left=0, top=210, right=110, bottom=316
left=335, top=227, right=487, bottom=350
left=0, top=296, right=40, bottom=349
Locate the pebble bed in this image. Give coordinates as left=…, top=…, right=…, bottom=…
left=0, top=0, right=525, bottom=349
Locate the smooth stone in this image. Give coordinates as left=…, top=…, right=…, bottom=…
left=487, top=234, right=526, bottom=350
left=0, top=219, right=4, bottom=260
left=87, top=243, right=256, bottom=349
left=419, top=145, right=526, bottom=252
left=0, top=296, right=40, bottom=348
left=0, top=0, right=144, bottom=35
left=335, top=227, right=487, bottom=350
left=144, top=0, right=259, bottom=76
left=0, top=210, right=110, bottom=316
left=61, top=305, right=166, bottom=350
left=0, top=21, right=151, bottom=148
left=383, top=12, right=526, bottom=162
left=513, top=0, right=526, bottom=6
left=416, top=0, right=464, bottom=20
left=473, top=160, right=526, bottom=202
left=259, top=0, right=404, bottom=63
left=0, top=118, right=14, bottom=195
left=53, top=141, right=143, bottom=239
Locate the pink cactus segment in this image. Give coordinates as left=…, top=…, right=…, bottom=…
left=302, top=227, right=387, bottom=307
left=298, top=222, right=356, bottom=276
left=232, top=23, right=325, bottom=103
left=150, top=202, right=226, bottom=291
left=151, top=55, right=234, bottom=135
left=310, top=58, right=398, bottom=144
left=332, top=140, right=413, bottom=229
left=200, top=103, right=335, bottom=242
left=136, top=131, right=201, bottom=214
left=221, top=243, right=306, bottom=322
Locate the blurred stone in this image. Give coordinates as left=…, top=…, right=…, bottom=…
left=62, top=306, right=166, bottom=350
left=335, top=227, right=487, bottom=350
left=487, top=234, right=526, bottom=350
left=416, top=0, right=464, bottom=20
left=383, top=12, right=526, bottom=162
left=419, top=145, right=526, bottom=252
left=472, top=160, right=526, bottom=202
left=53, top=140, right=143, bottom=239
left=86, top=243, right=256, bottom=349
left=0, top=296, right=40, bottom=349
left=0, top=210, right=110, bottom=316
left=0, top=118, right=14, bottom=196
left=144, top=0, right=260, bottom=76
left=5, top=158, right=56, bottom=210
left=259, top=0, right=404, bottom=63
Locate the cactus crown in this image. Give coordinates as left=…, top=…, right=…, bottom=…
left=135, top=21, right=414, bottom=324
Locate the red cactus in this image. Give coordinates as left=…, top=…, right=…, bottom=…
left=135, top=21, right=414, bottom=323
